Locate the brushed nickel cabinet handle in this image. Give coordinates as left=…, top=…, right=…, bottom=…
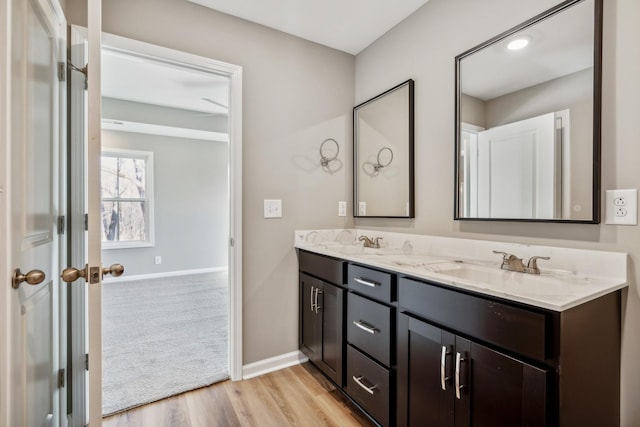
left=310, top=286, right=315, bottom=312
left=314, top=288, right=323, bottom=313
left=352, top=320, right=378, bottom=334
left=352, top=375, right=378, bottom=395
left=441, top=346, right=451, bottom=391
left=354, top=277, right=379, bottom=288
left=455, top=352, right=466, bottom=399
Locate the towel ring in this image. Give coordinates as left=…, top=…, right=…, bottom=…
left=373, top=147, right=394, bottom=171
left=320, top=138, right=339, bottom=167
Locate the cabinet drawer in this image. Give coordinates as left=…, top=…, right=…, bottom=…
left=347, top=293, right=392, bottom=366
left=399, top=277, right=549, bottom=362
left=346, top=345, right=390, bottom=427
left=298, top=250, right=345, bottom=285
left=348, top=264, right=393, bottom=302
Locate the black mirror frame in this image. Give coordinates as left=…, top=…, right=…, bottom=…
left=354, top=79, right=415, bottom=218
left=453, top=0, right=602, bottom=224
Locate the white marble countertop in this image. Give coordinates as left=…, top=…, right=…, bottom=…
left=295, top=229, right=628, bottom=312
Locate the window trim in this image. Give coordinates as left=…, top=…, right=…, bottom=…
left=101, top=147, right=155, bottom=250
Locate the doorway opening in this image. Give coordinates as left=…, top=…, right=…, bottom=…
left=97, top=38, right=239, bottom=416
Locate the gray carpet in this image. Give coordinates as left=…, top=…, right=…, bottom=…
left=102, top=271, right=229, bottom=415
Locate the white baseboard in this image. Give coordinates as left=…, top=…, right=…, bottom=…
left=242, top=350, right=309, bottom=380
left=103, top=266, right=228, bottom=283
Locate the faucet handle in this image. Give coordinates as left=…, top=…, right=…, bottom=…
left=373, top=237, right=383, bottom=248
left=527, top=256, right=550, bottom=269
left=492, top=250, right=510, bottom=261
left=525, top=256, right=550, bottom=274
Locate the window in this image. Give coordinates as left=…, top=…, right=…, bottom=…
left=101, top=149, right=154, bottom=248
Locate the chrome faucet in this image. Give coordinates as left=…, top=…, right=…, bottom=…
left=493, top=251, right=525, bottom=272
left=524, top=256, right=550, bottom=275
left=359, top=235, right=382, bottom=248
left=493, top=251, right=550, bottom=274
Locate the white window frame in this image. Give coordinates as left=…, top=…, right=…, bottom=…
left=101, top=147, right=155, bottom=249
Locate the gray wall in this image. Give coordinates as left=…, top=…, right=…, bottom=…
left=65, top=0, right=356, bottom=364
left=355, top=0, right=640, bottom=424
left=101, top=129, right=229, bottom=276
left=64, top=1, right=640, bottom=423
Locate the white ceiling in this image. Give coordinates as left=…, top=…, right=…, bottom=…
left=101, top=0, right=430, bottom=117
left=186, top=0, right=430, bottom=55
left=102, top=47, right=230, bottom=115
left=460, top=0, right=593, bottom=100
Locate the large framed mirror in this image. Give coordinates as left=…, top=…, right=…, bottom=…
left=354, top=79, right=414, bottom=218
left=454, top=0, right=602, bottom=223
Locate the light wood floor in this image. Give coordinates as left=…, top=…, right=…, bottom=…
left=103, top=363, right=375, bottom=427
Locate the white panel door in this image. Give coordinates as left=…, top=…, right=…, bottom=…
left=64, top=2, right=104, bottom=426
left=7, top=0, right=66, bottom=425
left=477, top=113, right=556, bottom=219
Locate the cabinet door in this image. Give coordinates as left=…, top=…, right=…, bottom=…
left=299, top=273, right=345, bottom=386
left=397, top=313, right=455, bottom=427
left=456, top=337, right=548, bottom=427
left=317, top=281, right=344, bottom=385
left=398, top=313, right=548, bottom=427
left=299, top=273, right=320, bottom=362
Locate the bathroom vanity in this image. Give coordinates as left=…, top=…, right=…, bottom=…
left=296, top=230, right=627, bottom=427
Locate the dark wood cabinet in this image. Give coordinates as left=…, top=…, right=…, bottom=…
left=397, top=313, right=548, bottom=427
left=299, top=273, right=345, bottom=386
left=298, top=249, right=621, bottom=427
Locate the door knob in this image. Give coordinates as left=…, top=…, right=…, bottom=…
left=12, top=268, right=46, bottom=289
left=61, top=263, right=125, bottom=283
left=61, top=265, right=88, bottom=283
left=102, top=263, right=124, bottom=278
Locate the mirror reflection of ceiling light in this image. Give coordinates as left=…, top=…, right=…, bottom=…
left=507, top=36, right=530, bottom=51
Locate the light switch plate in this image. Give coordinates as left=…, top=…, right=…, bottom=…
left=358, top=201, right=366, bottom=216
left=605, top=189, right=637, bottom=225
left=264, top=199, right=282, bottom=218
left=338, top=201, right=347, bottom=217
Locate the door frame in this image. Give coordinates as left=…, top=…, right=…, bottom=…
left=0, top=0, right=11, bottom=424
left=70, top=30, right=243, bottom=422
left=97, top=32, right=244, bottom=382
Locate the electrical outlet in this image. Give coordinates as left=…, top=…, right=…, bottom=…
left=605, top=189, right=637, bottom=225
left=263, top=199, right=282, bottom=218
left=358, top=201, right=367, bottom=216
left=154, top=256, right=162, bottom=265
left=338, top=201, right=347, bottom=217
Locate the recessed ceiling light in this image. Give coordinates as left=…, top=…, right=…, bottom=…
left=507, top=37, right=530, bottom=51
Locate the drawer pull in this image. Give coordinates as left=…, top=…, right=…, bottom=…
left=314, top=288, right=323, bottom=313
left=352, top=375, right=378, bottom=395
left=455, top=352, right=466, bottom=399
left=441, top=346, right=451, bottom=391
left=352, top=320, right=378, bottom=334
left=354, top=277, right=379, bottom=288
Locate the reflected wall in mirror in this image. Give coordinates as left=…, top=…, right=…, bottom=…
left=354, top=79, right=414, bottom=218
left=455, top=0, right=602, bottom=223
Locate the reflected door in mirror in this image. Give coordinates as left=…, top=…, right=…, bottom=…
left=455, top=0, right=601, bottom=223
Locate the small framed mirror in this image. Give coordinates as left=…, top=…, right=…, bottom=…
left=354, top=79, right=414, bottom=218
left=454, top=0, right=602, bottom=222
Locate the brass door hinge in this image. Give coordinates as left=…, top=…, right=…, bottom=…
left=57, top=215, right=65, bottom=234
left=58, top=368, right=65, bottom=388
left=58, top=62, right=66, bottom=82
